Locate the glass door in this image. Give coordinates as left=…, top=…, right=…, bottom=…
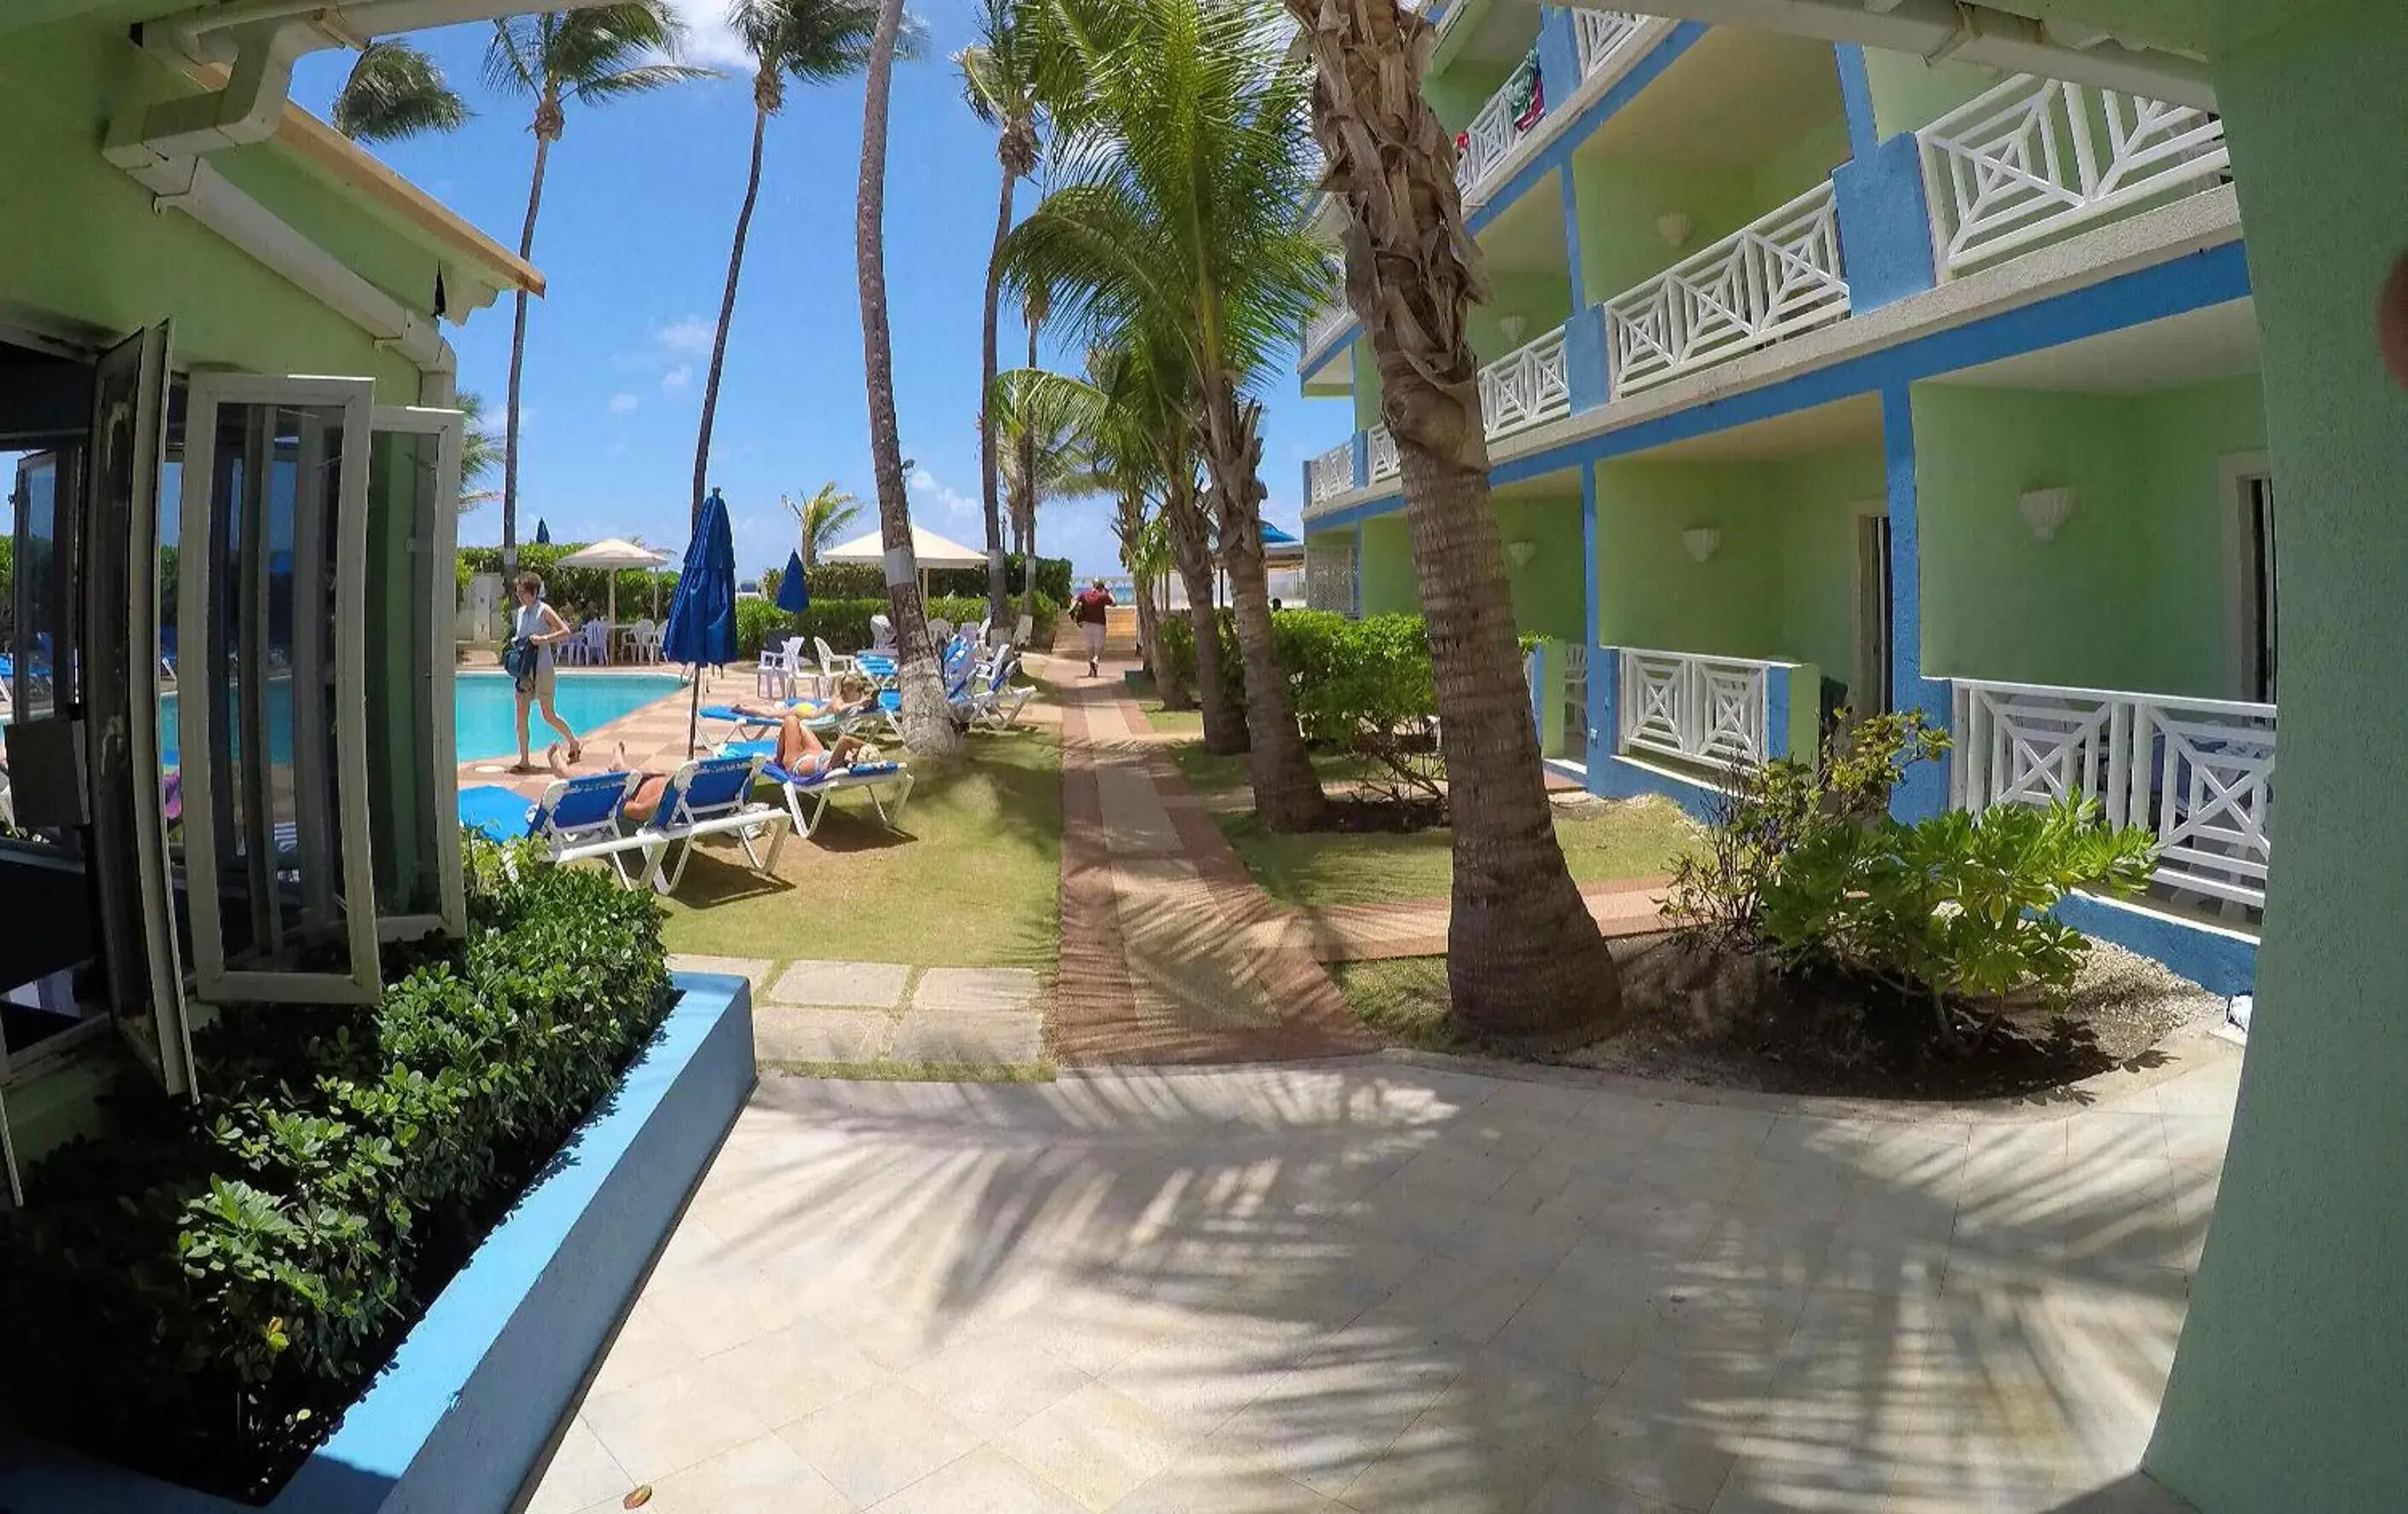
left=82, top=324, right=190, bottom=1091
left=176, top=375, right=380, bottom=1005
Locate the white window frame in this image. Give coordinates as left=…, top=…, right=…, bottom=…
left=176, top=373, right=381, bottom=1005
left=2218, top=450, right=2274, bottom=704
left=371, top=404, right=467, bottom=941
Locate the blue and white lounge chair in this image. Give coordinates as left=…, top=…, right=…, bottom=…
left=719, top=739, right=915, bottom=838
left=456, top=770, right=660, bottom=886
left=961, top=651, right=1034, bottom=731
left=637, top=753, right=792, bottom=894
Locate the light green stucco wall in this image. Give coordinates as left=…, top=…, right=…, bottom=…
left=1467, top=273, right=1576, bottom=365
left=1426, top=59, right=1516, bottom=135
left=1572, top=116, right=1850, bottom=303
left=1862, top=50, right=2005, bottom=139
left=1596, top=448, right=1879, bottom=694
left=1353, top=358, right=1385, bottom=431
left=0, top=21, right=420, bottom=397
left=2143, top=8, right=2408, bottom=1510
left=1358, top=515, right=1420, bottom=617
left=1913, top=370, right=2266, bottom=699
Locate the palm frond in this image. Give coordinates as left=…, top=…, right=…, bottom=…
left=334, top=40, right=471, bottom=143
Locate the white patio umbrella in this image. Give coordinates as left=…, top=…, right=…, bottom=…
left=554, top=537, right=671, bottom=650
left=821, top=523, right=986, bottom=599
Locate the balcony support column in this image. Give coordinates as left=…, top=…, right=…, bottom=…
left=1879, top=380, right=1949, bottom=819
left=1534, top=9, right=1583, bottom=138
left=1828, top=44, right=1938, bottom=313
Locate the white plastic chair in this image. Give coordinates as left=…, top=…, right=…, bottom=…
left=927, top=617, right=954, bottom=648
left=756, top=637, right=794, bottom=699
left=778, top=635, right=821, bottom=698
left=629, top=619, right=663, bottom=664
left=869, top=613, right=896, bottom=651
left=814, top=636, right=857, bottom=685
left=582, top=622, right=609, bottom=665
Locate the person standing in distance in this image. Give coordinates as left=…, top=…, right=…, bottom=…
left=1072, top=578, right=1116, bottom=679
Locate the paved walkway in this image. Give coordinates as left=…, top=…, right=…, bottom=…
left=672, top=955, right=1048, bottom=1070
left=523, top=1041, right=2236, bottom=1514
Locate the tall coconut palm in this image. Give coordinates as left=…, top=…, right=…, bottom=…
left=1003, top=0, right=1327, bottom=827
left=958, top=0, right=1043, bottom=631
left=458, top=390, right=501, bottom=512
left=691, top=0, right=921, bottom=525
left=783, top=481, right=863, bottom=566
left=1280, top=0, right=1619, bottom=1039
left=990, top=360, right=1105, bottom=632
left=333, top=40, right=470, bottom=143
left=855, top=0, right=961, bottom=755
left=485, top=5, right=713, bottom=576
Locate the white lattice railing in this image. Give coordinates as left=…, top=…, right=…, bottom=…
left=1306, top=441, right=1354, bottom=506
left=1559, top=642, right=1591, bottom=760
left=1618, top=648, right=1782, bottom=771
left=1574, top=9, right=1646, bottom=79
left=1950, top=678, right=2275, bottom=910
left=1304, top=292, right=1352, bottom=359
left=1604, top=180, right=1849, bottom=395
left=1306, top=537, right=1359, bottom=615
left=1477, top=324, right=1571, bottom=441
left=1916, top=73, right=2228, bottom=275
left=1455, top=73, right=1537, bottom=202
left=1367, top=424, right=1400, bottom=483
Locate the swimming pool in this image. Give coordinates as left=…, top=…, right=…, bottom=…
left=149, top=671, right=687, bottom=765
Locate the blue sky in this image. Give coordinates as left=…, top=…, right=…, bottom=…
left=284, top=0, right=1353, bottom=585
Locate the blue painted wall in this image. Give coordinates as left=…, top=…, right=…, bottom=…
left=1880, top=382, right=1952, bottom=820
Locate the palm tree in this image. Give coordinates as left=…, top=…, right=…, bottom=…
left=458, top=390, right=500, bottom=512
left=782, top=481, right=863, bottom=566
left=485, top=5, right=714, bottom=576
left=332, top=40, right=470, bottom=143
left=989, top=361, right=1105, bottom=629
left=691, top=0, right=920, bottom=526
left=1003, top=0, right=1327, bottom=827
left=958, top=0, right=1043, bottom=632
left=855, top=0, right=961, bottom=755
left=1278, top=0, right=1621, bottom=1039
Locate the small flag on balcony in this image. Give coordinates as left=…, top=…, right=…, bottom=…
left=1510, top=50, right=1544, bottom=132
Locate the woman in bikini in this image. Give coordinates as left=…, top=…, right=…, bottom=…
left=546, top=713, right=867, bottom=822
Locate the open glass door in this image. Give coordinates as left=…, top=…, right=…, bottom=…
left=176, top=375, right=380, bottom=1005
left=83, top=323, right=191, bottom=1092
left=365, top=406, right=466, bottom=939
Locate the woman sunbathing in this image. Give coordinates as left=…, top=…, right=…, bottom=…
left=724, top=674, right=877, bottom=726
left=546, top=716, right=867, bottom=822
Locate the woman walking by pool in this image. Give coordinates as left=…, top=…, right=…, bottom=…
left=509, top=573, right=582, bottom=773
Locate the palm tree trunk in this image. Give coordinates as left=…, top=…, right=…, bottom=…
left=856, top=0, right=961, bottom=757
left=1019, top=308, right=1042, bottom=629
left=693, top=101, right=769, bottom=523
left=1203, top=393, right=1323, bottom=831
left=1163, top=480, right=1242, bottom=751
left=500, top=120, right=554, bottom=580
left=1288, top=0, right=1617, bottom=1040
left=979, top=169, right=1014, bottom=630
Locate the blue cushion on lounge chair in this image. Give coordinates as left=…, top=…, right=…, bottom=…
left=457, top=783, right=537, bottom=842
left=770, top=758, right=903, bottom=788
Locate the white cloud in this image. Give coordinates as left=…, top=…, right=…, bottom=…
left=658, top=0, right=752, bottom=69
left=608, top=393, right=640, bottom=414
left=662, top=364, right=693, bottom=391
left=653, top=317, right=715, bottom=358
left=909, top=467, right=983, bottom=527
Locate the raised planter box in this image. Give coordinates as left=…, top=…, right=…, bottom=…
left=0, top=971, right=756, bottom=1514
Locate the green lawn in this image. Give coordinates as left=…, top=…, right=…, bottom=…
left=655, top=730, right=1061, bottom=969
left=1327, top=957, right=1463, bottom=1050
left=1165, top=741, right=1373, bottom=798
left=1214, top=795, right=1701, bottom=908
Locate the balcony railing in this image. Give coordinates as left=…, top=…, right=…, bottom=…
left=1304, top=292, right=1352, bottom=360
left=1916, top=73, right=2229, bottom=276
left=1454, top=73, right=1539, bottom=203
left=1367, top=424, right=1400, bottom=483
left=1558, top=641, right=1590, bottom=761
left=1306, top=441, right=1354, bottom=506
left=1574, top=9, right=1646, bottom=80
left=1950, top=678, right=2275, bottom=911
left=1618, top=648, right=1785, bottom=771
left=1604, top=180, right=1849, bottom=395
left=1477, top=323, right=1571, bottom=441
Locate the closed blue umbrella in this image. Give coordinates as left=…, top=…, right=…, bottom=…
left=535, top=517, right=552, bottom=545
left=665, top=488, right=739, bottom=754
left=775, top=548, right=811, bottom=612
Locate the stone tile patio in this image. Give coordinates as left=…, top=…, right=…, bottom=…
left=674, top=956, right=1049, bottom=1071
left=523, top=1039, right=2237, bottom=1513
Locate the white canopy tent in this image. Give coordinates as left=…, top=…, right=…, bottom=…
left=821, top=523, right=988, bottom=599
left=553, top=537, right=671, bottom=635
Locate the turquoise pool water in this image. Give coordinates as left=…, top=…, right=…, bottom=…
left=152, top=671, right=686, bottom=765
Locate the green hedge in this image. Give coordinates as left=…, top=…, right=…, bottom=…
left=1154, top=607, right=1536, bottom=740
left=735, top=593, right=1061, bottom=659
left=0, top=842, right=675, bottom=1500
left=457, top=543, right=675, bottom=625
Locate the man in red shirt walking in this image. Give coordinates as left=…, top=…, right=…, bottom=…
left=1072, top=578, right=1116, bottom=678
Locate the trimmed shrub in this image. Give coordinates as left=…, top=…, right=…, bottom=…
left=456, top=543, right=675, bottom=628
left=735, top=595, right=1060, bottom=658
left=0, top=841, right=675, bottom=1501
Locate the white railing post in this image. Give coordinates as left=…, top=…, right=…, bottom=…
left=1367, top=424, right=1400, bottom=484
left=1914, top=73, right=2229, bottom=276
left=1604, top=180, right=1850, bottom=395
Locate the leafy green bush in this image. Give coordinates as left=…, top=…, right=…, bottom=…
left=1669, top=711, right=1948, bottom=950
left=734, top=594, right=1061, bottom=658
left=0, top=840, right=675, bottom=1500
left=1280, top=612, right=1443, bottom=802
left=1760, top=796, right=2158, bottom=1044
left=456, top=543, right=675, bottom=626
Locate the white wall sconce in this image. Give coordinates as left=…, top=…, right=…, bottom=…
left=1505, top=538, right=1538, bottom=567
left=1681, top=526, right=1721, bottom=563
left=2019, top=486, right=2076, bottom=541
left=1656, top=211, right=1692, bottom=248
left=1498, top=314, right=1528, bottom=347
